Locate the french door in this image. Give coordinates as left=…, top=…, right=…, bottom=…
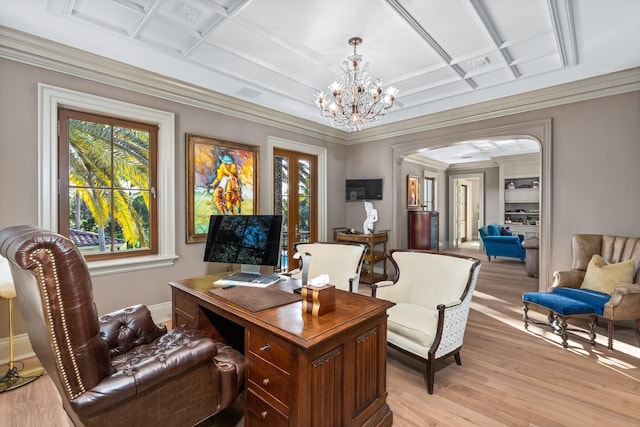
left=273, top=148, right=317, bottom=271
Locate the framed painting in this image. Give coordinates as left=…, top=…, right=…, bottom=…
left=186, top=134, right=258, bottom=243
left=407, top=175, right=420, bottom=208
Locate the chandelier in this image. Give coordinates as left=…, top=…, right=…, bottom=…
left=315, top=37, right=398, bottom=131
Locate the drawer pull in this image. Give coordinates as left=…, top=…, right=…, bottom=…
left=262, top=378, right=270, bottom=386
left=259, top=343, right=271, bottom=352
left=261, top=410, right=268, bottom=419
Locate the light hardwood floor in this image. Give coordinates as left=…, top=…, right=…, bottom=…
left=1, top=245, right=639, bottom=426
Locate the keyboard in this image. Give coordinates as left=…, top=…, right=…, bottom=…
left=214, top=272, right=282, bottom=288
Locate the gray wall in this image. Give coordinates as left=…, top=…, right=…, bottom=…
left=0, top=58, right=348, bottom=337
left=2, top=54, right=640, bottom=342
left=344, top=91, right=640, bottom=279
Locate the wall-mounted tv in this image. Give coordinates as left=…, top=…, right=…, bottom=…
left=346, top=179, right=383, bottom=201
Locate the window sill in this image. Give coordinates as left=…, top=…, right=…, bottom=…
left=88, top=254, right=179, bottom=277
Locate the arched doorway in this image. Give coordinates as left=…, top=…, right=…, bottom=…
left=391, top=119, right=551, bottom=290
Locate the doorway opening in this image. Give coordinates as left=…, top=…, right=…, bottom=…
left=449, top=174, right=483, bottom=250
left=391, top=119, right=551, bottom=290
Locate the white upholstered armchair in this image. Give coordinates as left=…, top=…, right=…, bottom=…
left=371, top=250, right=481, bottom=394
left=291, top=242, right=366, bottom=292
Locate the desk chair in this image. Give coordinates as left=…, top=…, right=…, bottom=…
left=291, top=242, right=366, bottom=292
left=0, top=225, right=244, bottom=426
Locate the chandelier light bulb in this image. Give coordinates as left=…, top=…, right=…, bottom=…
left=314, top=36, right=398, bottom=131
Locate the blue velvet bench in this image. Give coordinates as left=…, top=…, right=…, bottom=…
left=522, top=291, right=603, bottom=348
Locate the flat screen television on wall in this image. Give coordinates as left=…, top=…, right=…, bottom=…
left=346, top=179, right=383, bottom=201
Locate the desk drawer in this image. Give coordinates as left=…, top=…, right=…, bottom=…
left=246, top=389, right=288, bottom=427
left=247, top=356, right=290, bottom=407
left=173, top=291, right=196, bottom=316
left=247, top=330, right=293, bottom=373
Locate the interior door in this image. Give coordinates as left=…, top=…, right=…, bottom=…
left=459, top=184, right=468, bottom=243
left=274, top=148, right=317, bottom=271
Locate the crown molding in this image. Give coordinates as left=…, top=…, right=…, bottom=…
left=403, top=154, right=449, bottom=171
left=1, top=25, right=638, bottom=148
left=0, top=26, right=347, bottom=144
left=349, top=66, right=640, bottom=145
left=446, top=159, right=498, bottom=171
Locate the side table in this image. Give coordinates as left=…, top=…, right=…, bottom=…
left=334, top=230, right=388, bottom=284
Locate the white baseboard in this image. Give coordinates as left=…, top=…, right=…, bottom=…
left=0, top=301, right=173, bottom=364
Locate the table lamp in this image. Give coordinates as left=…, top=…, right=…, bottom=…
left=0, top=255, right=44, bottom=392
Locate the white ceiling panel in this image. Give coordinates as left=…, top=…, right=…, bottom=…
left=0, top=0, right=637, bottom=136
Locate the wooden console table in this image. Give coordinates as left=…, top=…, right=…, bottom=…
left=334, top=230, right=388, bottom=284
left=170, top=275, right=394, bottom=426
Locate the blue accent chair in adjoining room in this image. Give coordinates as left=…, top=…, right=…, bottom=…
left=479, top=223, right=526, bottom=262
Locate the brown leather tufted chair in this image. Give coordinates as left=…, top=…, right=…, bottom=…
left=552, top=234, right=640, bottom=349
left=0, top=225, right=244, bottom=427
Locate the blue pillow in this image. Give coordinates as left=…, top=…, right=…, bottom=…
left=487, top=224, right=500, bottom=236
left=500, top=226, right=513, bottom=236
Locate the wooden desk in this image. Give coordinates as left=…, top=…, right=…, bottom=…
left=169, top=275, right=394, bottom=427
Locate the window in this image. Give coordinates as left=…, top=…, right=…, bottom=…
left=423, top=174, right=436, bottom=211
left=39, top=84, right=177, bottom=275
left=58, top=108, right=157, bottom=260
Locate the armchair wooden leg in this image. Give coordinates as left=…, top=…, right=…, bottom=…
left=454, top=351, right=461, bottom=366
left=608, top=320, right=614, bottom=350
left=426, top=358, right=435, bottom=395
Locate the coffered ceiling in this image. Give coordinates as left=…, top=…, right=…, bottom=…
left=2, top=0, right=639, bottom=135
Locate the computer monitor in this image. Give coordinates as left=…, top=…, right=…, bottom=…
left=203, top=214, right=284, bottom=273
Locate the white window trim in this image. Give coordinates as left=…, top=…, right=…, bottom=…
left=38, top=83, right=178, bottom=276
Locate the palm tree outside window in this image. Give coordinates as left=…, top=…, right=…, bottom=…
left=58, top=108, right=158, bottom=260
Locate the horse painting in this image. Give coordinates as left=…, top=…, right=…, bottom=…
left=214, top=174, right=242, bottom=214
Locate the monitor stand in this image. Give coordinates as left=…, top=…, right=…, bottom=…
left=239, top=264, right=260, bottom=274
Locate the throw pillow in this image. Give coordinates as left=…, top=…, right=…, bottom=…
left=500, top=226, right=513, bottom=236
left=580, top=254, right=635, bottom=294
left=487, top=224, right=500, bottom=236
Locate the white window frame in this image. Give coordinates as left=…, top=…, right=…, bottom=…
left=423, top=170, right=438, bottom=211
left=39, top=84, right=178, bottom=276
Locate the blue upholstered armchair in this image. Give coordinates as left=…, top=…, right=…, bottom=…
left=479, top=223, right=526, bottom=262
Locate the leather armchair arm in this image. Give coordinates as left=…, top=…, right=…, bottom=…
left=213, top=343, right=246, bottom=410
left=604, top=283, right=640, bottom=320
left=552, top=270, right=585, bottom=289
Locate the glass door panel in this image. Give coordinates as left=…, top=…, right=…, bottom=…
left=274, top=148, right=317, bottom=272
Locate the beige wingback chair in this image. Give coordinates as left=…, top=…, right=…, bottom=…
left=291, top=242, right=366, bottom=292
left=372, top=250, right=481, bottom=394
left=0, top=225, right=245, bottom=427
left=552, top=234, right=640, bottom=349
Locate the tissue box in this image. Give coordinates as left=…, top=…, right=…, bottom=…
left=301, top=284, right=336, bottom=316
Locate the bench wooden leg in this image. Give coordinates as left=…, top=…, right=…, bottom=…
left=523, top=302, right=530, bottom=329
left=588, top=315, right=597, bottom=347
left=559, top=316, right=569, bottom=349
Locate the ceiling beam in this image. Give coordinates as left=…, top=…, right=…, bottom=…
left=547, top=0, right=578, bottom=67
left=385, top=0, right=477, bottom=90
left=470, top=0, right=521, bottom=79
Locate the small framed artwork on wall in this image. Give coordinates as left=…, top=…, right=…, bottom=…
left=407, top=175, right=420, bottom=209
left=186, top=134, right=258, bottom=243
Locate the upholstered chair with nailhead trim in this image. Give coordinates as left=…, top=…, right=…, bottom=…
left=0, top=225, right=244, bottom=427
